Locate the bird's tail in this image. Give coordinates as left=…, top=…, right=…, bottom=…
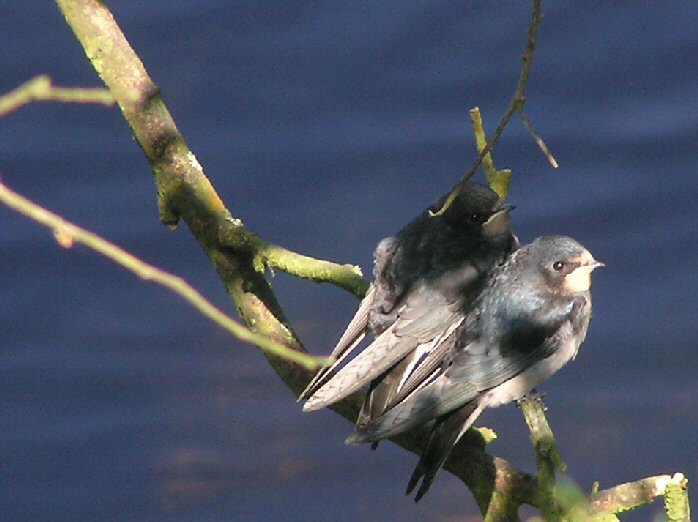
left=298, top=285, right=374, bottom=401
left=407, top=400, right=485, bottom=502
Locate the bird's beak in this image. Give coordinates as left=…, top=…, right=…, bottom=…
left=578, top=250, right=604, bottom=270
left=483, top=205, right=514, bottom=237
left=497, top=204, right=516, bottom=214
left=586, top=259, right=605, bottom=269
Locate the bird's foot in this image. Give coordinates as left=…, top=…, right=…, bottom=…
left=516, top=389, right=547, bottom=410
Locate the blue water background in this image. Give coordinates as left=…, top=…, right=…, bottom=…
left=2, top=3, right=697, bottom=521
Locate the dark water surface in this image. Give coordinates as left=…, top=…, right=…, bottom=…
left=2, top=3, right=697, bottom=521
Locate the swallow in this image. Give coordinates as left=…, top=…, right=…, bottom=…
left=301, top=182, right=517, bottom=431
left=343, top=235, right=603, bottom=501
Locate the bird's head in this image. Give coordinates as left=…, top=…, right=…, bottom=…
left=435, top=182, right=514, bottom=240
left=528, top=235, right=604, bottom=294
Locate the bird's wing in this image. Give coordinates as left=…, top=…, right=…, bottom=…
left=348, top=299, right=577, bottom=442
left=357, top=263, right=485, bottom=425
left=382, top=313, right=478, bottom=412
left=355, top=318, right=458, bottom=429
left=406, top=400, right=485, bottom=502
left=345, top=365, right=475, bottom=442
left=298, top=284, right=376, bottom=400
left=303, top=281, right=464, bottom=412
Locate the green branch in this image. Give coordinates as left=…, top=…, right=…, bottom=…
left=0, top=181, right=327, bottom=369
left=53, top=0, right=541, bottom=517
left=262, top=244, right=369, bottom=297
left=470, top=107, right=512, bottom=200
left=217, top=219, right=369, bottom=298
left=520, top=395, right=566, bottom=521
left=590, top=473, right=689, bottom=521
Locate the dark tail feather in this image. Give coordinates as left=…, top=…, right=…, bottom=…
left=357, top=384, right=381, bottom=451
left=298, top=286, right=375, bottom=401
left=356, top=354, right=417, bottom=451
left=405, top=462, right=425, bottom=497
left=406, top=401, right=483, bottom=502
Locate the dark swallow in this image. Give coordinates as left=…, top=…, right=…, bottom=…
left=301, top=183, right=516, bottom=430
left=343, top=235, right=603, bottom=501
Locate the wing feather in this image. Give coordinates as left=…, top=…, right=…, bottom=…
left=298, top=285, right=375, bottom=400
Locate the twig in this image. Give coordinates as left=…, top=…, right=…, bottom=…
left=590, top=473, right=689, bottom=520
left=470, top=107, right=500, bottom=183
left=520, top=110, right=558, bottom=168
left=470, top=107, right=513, bottom=200
left=432, top=0, right=556, bottom=216
left=664, top=474, right=690, bottom=522
left=519, top=394, right=565, bottom=521
left=0, top=181, right=327, bottom=369
left=0, top=75, right=114, bottom=117
left=217, top=219, right=369, bottom=298
left=262, top=244, right=369, bottom=296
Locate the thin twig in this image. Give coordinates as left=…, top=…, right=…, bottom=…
left=0, top=181, right=328, bottom=369
left=520, top=110, right=558, bottom=168
left=469, top=107, right=513, bottom=200
left=0, top=75, right=114, bottom=117
left=217, top=219, right=369, bottom=299
left=262, top=244, right=369, bottom=297
left=432, top=0, right=553, bottom=216
left=470, top=107, right=499, bottom=182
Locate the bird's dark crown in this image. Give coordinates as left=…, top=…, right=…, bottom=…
left=431, top=182, right=506, bottom=236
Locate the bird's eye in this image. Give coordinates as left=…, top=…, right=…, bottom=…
left=470, top=213, right=483, bottom=224
left=552, top=261, right=565, bottom=271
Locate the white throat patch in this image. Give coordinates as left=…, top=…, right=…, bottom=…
left=563, top=266, right=594, bottom=293
left=563, top=249, right=602, bottom=293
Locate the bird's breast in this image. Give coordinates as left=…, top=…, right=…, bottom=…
left=482, top=325, right=581, bottom=407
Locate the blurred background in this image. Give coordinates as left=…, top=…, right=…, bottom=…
left=2, top=2, right=697, bottom=521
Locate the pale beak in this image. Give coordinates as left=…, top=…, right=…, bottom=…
left=483, top=205, right=514, bottom=237
left=578, top=249, right=604, bottom=270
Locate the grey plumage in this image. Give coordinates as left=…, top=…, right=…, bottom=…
left=346, top=235, right=603, bottom=500
left=300, top=183, right=517, bottom=421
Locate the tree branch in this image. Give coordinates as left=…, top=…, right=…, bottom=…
left=470, top=107, right=512, bottom=200
left=0, top=180, right=327, bottom=369
left=519, top=395, right=566, bottom=521
left=590, top=473, right=689, bottom=521
left=217, top=219, right=368, bottom=298
left=53, top=0, right=540, bottom=517
left=51, top=2, right=689, bottom=520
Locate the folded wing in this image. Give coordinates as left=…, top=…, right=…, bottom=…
left=303, top=280, right=466, bottom=412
